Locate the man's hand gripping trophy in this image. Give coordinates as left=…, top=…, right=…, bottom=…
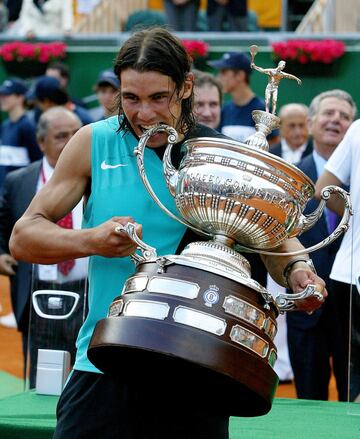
left=250, top=45, right=302, bottom=115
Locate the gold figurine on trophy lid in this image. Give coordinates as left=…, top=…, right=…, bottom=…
left=245, top=45, right=302, bottom=151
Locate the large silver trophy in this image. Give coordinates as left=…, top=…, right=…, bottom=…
left=88, top=47, right=352, bottom=416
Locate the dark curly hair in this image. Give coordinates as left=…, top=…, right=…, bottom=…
left=113, top=27, right=196, bottom=134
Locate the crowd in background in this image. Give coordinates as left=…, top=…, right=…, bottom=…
left=0, top=1, right=250, bottom=36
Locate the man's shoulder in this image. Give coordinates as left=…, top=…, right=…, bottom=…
left=1, top=118, right=10, bottom=128
left=91, top=116, right=120, bottom=134
left=222, top=95, right=265, bottom=114
left=248, top=95, right=265, bottom=109
left=93, top=115, right=119, bottom=127
left=296, top=153, right=314, bottom=171
left=346, top=119, right=360, bottom=136
left=17, top=114, right=36, bottom=129
left=5, top=161, right=41, bottom=183
left=90, top=116, right=138, bottom=145
left=269, top=142, right=281, bottom=157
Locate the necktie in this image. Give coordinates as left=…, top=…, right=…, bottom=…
left=57, top=213, right=75, bottom=275
left=326, top=209, right=338, bottom=234
left=40, top=164, right=75, bottom=276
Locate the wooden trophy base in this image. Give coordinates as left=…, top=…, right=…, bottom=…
left=88, top=261, right=279, bottom=417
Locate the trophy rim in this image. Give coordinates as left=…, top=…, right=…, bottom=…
left=182, top=136, right=315, bottom=189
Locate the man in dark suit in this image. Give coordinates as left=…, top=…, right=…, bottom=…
left=286, top=90, right=357, bottom=401
left=0, top=106, right=85, bottom=383
left=267, top=102, right=313, bottom=382
left=270, top=103, right=313, bottom=163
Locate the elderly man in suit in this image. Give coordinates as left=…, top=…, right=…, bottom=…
left=270, top=102, right=312, bottom=162
left=0, top=106, right=86, bottom=384
left=287, top=89, right=357, bottom=401
left=267, top=102, right=313, bottom=382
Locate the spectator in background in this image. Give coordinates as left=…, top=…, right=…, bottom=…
left=266, top=102, right=313, bottom=383
left=316, top=96, right=360, bottom=402
left=289, top=89, right=356, bottom=401
left=4, top=0, right=22, bottom=23
left=27, top=75, right=93, bottom=126
left=207, top=0, right=247, bottom=32
left=90, top=69, right=119, bottom=121
left=0, top=0, right=8, bottom=32
left=270, top=103, right=313, bottom=161
left=0, top=106, right=87, bottom=385
left=193, top=70, right=222, bottom=130
left=45, top=61, right=86, bottom=108
left=208, top=51, right=279, bottom=145
left=46, top=61, right=70, bottom=90
left=16, top=0, right=73, bottom=38
left=0, top=78, right=41, bottom=192
left=164, top=0, right=200, bottom=32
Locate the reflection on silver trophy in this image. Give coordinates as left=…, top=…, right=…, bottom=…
left=88, top=46, right=352, bottom=416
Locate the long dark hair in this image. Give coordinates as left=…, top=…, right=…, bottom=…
left=114, top=27, right=196, bottom=134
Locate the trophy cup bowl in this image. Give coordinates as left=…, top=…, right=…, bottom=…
left=164, top=135, right=315, bottom=249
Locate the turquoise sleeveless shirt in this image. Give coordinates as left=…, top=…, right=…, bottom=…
left=74, top=116, right=187, bottom=373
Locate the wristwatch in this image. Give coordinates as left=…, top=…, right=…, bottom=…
left=283, top=258, right=317, bottom=287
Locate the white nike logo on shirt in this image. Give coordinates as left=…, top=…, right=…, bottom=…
left=101, top=160, right=128, bottom=170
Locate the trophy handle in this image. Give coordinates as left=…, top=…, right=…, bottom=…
left=238, top=185, right=352, bottom=257
left=116, top=222, right=158, bottom=264
left=274, top=284, right=324, bottom=313
left=290, top=185, right=351, bottom=236
left=134, top=125, right=210, bottom=237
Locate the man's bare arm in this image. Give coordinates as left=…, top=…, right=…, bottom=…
left=260, top=238, right=308, bottom=287
left=10, top=125, right=140, bottom=264
left=261, top=237, right=327, bottom=312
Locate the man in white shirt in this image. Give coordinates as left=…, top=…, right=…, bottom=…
left=290, top=90, right=356, bottom=401
left=316, top=115, right=360, bottom=402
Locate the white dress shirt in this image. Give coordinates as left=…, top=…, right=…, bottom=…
left=37, top=157, right=88, bottom=283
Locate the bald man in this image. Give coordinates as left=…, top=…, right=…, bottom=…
left=266, top=103, right=313, bottom=382
left=270, top=103, right=313, bottom=164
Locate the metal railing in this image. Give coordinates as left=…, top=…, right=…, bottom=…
left=296, top=0, right=360, bottom=33
left=74, top=0, right=148, bottom=33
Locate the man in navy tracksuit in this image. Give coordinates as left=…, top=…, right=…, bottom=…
left=0, top=77, right=42, bottom=193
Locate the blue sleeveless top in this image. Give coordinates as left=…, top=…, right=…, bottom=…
left=74, top=116, right=186, bottom=373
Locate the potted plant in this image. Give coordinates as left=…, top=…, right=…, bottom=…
left=0, top=41, right=67, bottom=78
left=271, top=39, right=345, bottom=76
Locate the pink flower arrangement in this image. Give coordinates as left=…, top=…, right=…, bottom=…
left=271, top=39, right=345, bottom=64
left=0, top=41, right=67, bottom=63
left=182, top=40, right=209, bottom=61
